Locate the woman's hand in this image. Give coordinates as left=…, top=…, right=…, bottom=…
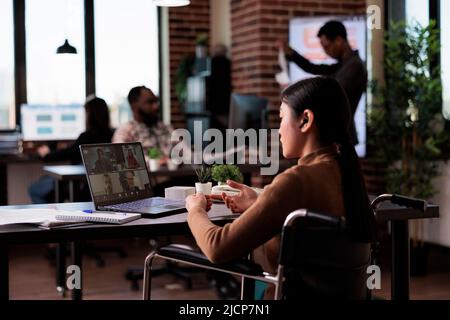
left=37, top=145, right=50, bottom=158
left=186, top=193, right=212, bottom=213
left=222, top=180, right=258, bottom=214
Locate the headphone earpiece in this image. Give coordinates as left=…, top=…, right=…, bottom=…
left=299, top=116, right=309, bottom=129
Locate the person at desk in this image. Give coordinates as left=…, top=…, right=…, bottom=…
left=278, top=20, right=367, bottom=145
left=113, top=86, right=173, bottom=163
left=185, top=77, right=376, bottom=299
left=28, top=96, right=114, bottom=204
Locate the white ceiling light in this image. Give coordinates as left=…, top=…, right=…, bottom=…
left=153, top=0, right=190, bottom=7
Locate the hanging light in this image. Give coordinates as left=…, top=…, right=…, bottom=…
left=153, top=0, right=190, bottom=7
left=56, top=39, right=77, bottom=54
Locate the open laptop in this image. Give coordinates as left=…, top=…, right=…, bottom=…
left=80, top=142, right=186, bottom=218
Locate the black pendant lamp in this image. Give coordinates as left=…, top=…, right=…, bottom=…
left=56, top=39, right=77, bottom=54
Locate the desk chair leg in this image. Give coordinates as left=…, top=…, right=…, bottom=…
left=0, top=244, right=9, bottom=300
left=241, top=278, right=255, bottom=300
left=71, top=242, right=83, bottom=301
left=56, top=243, right=66, bottom=297
left=143, top=252, right=156, bottom=300
left=391, top=220, right=410, bottom=300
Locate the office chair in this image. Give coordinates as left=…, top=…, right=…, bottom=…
left=142, top=209, right=373, bottom=300
left=228, top=94, right=268, bottom=130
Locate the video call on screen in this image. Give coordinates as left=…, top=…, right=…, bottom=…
left=82, top=144, right=151, bottom=203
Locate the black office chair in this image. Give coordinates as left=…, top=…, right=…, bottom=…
left=142, top=209, right=373, bottom=300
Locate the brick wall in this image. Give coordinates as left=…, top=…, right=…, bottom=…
left=230, top=0, right=367, bottom=129
left=230, top=0, right=367, bottom=186
left=168, top=0, right=210, bottom=129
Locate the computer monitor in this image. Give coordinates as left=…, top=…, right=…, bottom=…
left=20, top=103, right=85, bottom=141
left=228, top=93, right=268, bottom=130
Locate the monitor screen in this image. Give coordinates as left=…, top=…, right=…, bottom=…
left=20, top=103, right=85, bottom=141
left=81, top=143, right=152, bottom=205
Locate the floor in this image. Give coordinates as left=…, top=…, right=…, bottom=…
left=7, top=237, right=450, bottom=300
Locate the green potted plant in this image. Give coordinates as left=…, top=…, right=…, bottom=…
left=211, top=164, right=243, bottom=185
left=147, top=147, right=162, bottom=172
left=195, top=33, right=208, bottom=58
left=368, top=20, right=448, bottom=275
left=194, top=165, right=212, bottom=195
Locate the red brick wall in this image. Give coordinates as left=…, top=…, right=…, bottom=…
left=230, top=0, right=367, bottom=128
left=168, top=0, right=210, bottom=129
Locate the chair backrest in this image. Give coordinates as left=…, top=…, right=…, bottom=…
left=278, top=210, right=371, bottom=300
left=228, top=93, right=268, bottom=130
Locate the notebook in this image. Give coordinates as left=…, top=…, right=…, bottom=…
left=0, top=209, right=91, bottom=229
left=55, top=211, right=141, bottom=225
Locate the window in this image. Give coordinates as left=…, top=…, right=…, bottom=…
left=405, top=0, right=429, bottom=26
left=0, top=0, right=15, bottom=129
left=94, top=0, right=160, bottom=127
left=441, top=0, right=450, bottom=118
left=26, top=0, right=86, bottom=105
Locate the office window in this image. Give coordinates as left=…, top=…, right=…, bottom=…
left=0, top=0, right=15, bottom=129
left=26, top=0, right=86, bottom=105
left=405, top=0, right=429, bottom=26
left=95, top=0, right=160, bottom=127
left=442, top=0, right=450, bottom=119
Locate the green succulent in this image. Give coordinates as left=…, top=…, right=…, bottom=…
left=195, top=165, right=212, bottom=183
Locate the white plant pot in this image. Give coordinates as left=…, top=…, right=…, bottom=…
left=148, top=159, right=160, bottom=172
left=167, top=160, right=178, bottom=171
left=195, top=182, right=212, bottom=195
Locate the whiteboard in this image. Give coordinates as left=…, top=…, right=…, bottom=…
left=289, top=16, right=367, bottom=157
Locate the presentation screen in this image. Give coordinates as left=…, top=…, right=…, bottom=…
left=21, top=104, right=85, bottom=141
left=289, top=16, right=367, bottom=157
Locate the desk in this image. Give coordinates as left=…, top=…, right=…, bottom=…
left=370, top=198, right=439, bottom=300
left=0, top=154, right=41, bottom=205
left=43, top=165, right=87, bottom=203
left=0, top=199, right=439, bottom=301
left=0, top=202, right=234, bottom=300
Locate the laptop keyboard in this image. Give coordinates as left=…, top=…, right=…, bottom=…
left=107, top=198, right=179, bottom=211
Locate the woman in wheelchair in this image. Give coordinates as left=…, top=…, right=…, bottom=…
left=185, top=76, right=376, bottom=298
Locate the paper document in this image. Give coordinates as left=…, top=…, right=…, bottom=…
left=275, top=48, right=291, bottom=87
left=0, top=208, right=82, bottom=228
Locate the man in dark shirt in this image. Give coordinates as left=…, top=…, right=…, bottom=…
left=279, top=20, right=367, bottom=145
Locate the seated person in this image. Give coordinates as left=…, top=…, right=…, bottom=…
left=103, top=174, right=113, bottom=195
left=184, top=77, right=376, bottom=299
left=126, top=149, right=140, bottom=169
left=28, top=96, right=114, bottom=204
left=94, top=147, right=114, bottom=173
left=113, top=86, right=173, bottom=162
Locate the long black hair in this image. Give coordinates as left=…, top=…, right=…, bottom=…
left=281, top=76, right=375, bottom=242
left=84, top=97, right=110, bottom=134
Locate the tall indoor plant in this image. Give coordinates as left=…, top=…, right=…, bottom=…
left=368, top=20, right=447, bottom=275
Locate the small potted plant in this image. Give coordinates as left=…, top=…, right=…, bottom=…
left=194, top=165, right=212, bottom=195
left=195, top=33, right=208, bottom=58
left=211, top=164, right=243, bottom=185
left=147, top=147, right=161, bottom=172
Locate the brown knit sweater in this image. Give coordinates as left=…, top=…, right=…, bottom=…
left=187, top=146, right=345, bottom=275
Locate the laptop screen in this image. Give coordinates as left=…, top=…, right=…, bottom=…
left=80, top=142, right=153, bottom=206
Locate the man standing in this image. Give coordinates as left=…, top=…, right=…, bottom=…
left=279, top=20, right=367, bottom=145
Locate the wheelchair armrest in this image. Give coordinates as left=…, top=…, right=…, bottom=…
left=155, top=244, right=264, bottom=276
